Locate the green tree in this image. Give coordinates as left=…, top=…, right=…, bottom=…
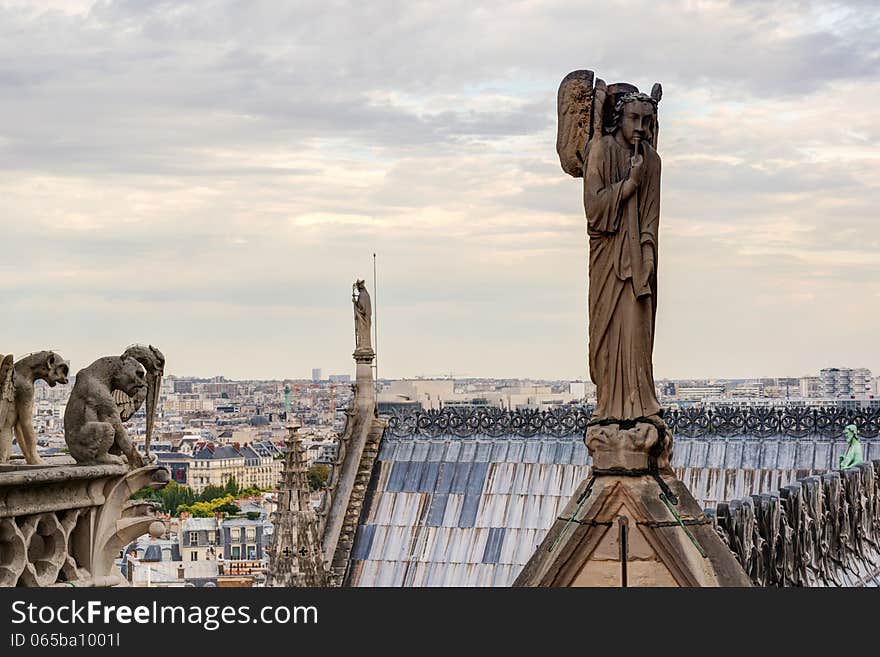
left=214, top=501, right=241, bottom=515
left=131, top=481, right=196, bottom=516
left=308, top=464, right=330, bottom=491
left=178, top=494, right=240, bottom=518
left=224, top=476, right=240, bottom=497
left=199, top=484, right=226, bottom=502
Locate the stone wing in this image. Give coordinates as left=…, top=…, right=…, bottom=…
left=114, top=388, right=139, bottom=423
left=556, top=70, right=595, bottom=177
left=0, top=354, right=14, bottom=429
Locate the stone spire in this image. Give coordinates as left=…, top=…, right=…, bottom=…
left=266, top=426, right=328, bottom=587
left=318, top=280, right=388, bottom=586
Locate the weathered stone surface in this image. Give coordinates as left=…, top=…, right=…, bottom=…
left=580, top=79, right=663, bottom=424
left=514, top=461, right=751, bottom=587
left=590, top=515, right=656, bottom=561
left=0, top=355, right=13, bottom=447
left=0, top=460, right=169, bottom=587
left=0, top=351, right=70, bottom=465
left=352, top=279, right=373, bottom=356
left=113, top=345, right=165, bottom=458
left=714, top=460, right=880, bottom=586
left=572, top=557, right=679, bottom=587
left=266, top=427, right=328, bottom=587
left=319, top=281, right=387, bottom=586
left=513, top=71, right=749, bottom=587
left=586, top=419, right=672, bottom=471
left=557, top=69, right=595, bottom=177
left=64, top=355, right=147, bottom=468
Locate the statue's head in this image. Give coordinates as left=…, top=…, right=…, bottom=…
left=609, top=92, right=657, bottom=146
left=356, top=279, right=366, bottom=290
left=149, top=345, right=166, bottom=375
left=844, top=423, right=858, bottom=443
left=114, top=355, right=148, bottom=398
left=43, top=352, right=69, bottom=387
left=123, top=344, right=166, bottom=376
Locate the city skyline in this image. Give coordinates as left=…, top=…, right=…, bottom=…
left=2, top=1, right=879, bottom=380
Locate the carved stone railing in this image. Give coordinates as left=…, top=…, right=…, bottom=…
left=712, top=460, right=880, bottom=586
left=384, top=405, right=880, bottom=439
left=0, top=462, right=169, bottom=587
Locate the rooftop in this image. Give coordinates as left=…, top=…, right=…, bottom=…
left=348, top=406, right=880, bottom=586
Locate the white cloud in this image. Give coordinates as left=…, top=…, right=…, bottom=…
left=0, top=0, right=878, bottom=379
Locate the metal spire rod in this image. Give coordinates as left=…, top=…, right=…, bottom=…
left=373, top=252, right=378, bottom=387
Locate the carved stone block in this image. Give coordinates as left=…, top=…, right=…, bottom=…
left=0, top=462, right=169, bottom=587
left=585, top=420, right=672, bottom=471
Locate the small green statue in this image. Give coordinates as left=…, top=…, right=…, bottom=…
left=838, top=423, right=862, bottom=469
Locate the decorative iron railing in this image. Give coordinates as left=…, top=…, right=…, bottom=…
left=383, top=405, right=880, bottom=439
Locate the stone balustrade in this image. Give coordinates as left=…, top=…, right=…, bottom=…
left=0, top=460, right=170, bottom=587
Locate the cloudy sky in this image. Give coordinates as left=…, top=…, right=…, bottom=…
left=1, top=0, right=878, bottom=381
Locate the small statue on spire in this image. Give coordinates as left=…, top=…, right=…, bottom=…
left=352, top=279, right=373, bottom=355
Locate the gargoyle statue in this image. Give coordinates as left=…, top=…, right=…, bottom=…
left=63, top=354, right=148, bottom=467
left=113, top=345, right=165, bottom=460
left=0, top=351, right=70, bottom=464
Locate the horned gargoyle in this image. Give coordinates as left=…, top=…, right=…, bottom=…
left=114, top=345, right=165, bottom=460
left=63, top=354, right=147, bottom=467
left=0, top=351, right=70, bottom=464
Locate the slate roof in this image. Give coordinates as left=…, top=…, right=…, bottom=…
left=213, top=445, right=242, bottom=459
left=251, top=439, right=283, bottom=458
left=182, top=517, right=221, bottom=532
left=238, top=445, right=260, bottom=460
left=348, top=431, right=880, bottom=587
left=222, top=517, right=269, bottom=528
left=155, top=451, right=191, bottom=461
left=142, top=543, right=182, bottom=562
left=193, top=447, right=214, bottom=459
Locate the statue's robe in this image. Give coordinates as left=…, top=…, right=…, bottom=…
left=354, top=289, right=372, bottom=351
left=584, top=134, right=661, bottom=421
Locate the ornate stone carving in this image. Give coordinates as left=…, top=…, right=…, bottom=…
left=516, top=71, right=751, bottom=588
left=64, top=355, right=148, bottom=468
left=318, top=281, right=386, bottom=585
left=0, top=463, right=169, bottom=587
left=266, top=426, right=328, bottom=587
left=114, top=345, right=165, bottom=459
left=0, top=355, right=13, bottom=451
left=714, top=461, right=880, bottom=586
left=352, top=279, right=373, bottom=357
left=0, top=351, right=70, bottom=464
left=558, top=71, right=666, bottom=429
left=585, top=419, right=672, bottom=471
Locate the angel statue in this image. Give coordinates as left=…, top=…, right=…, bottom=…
left=352, top=279, right=372, bottom=354
left=113, top=345, right=165, bottom=460
left=557, top=71, right=663, bottom=424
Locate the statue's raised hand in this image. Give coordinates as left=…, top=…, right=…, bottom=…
left=629, top=153, right=644, bottom=187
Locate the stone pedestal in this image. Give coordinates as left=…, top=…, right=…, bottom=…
left=514, top=420, right=750, bottom=587
left=319, top=347, right=387, bottom=584
left=0, top=460, right=170, bottom=587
